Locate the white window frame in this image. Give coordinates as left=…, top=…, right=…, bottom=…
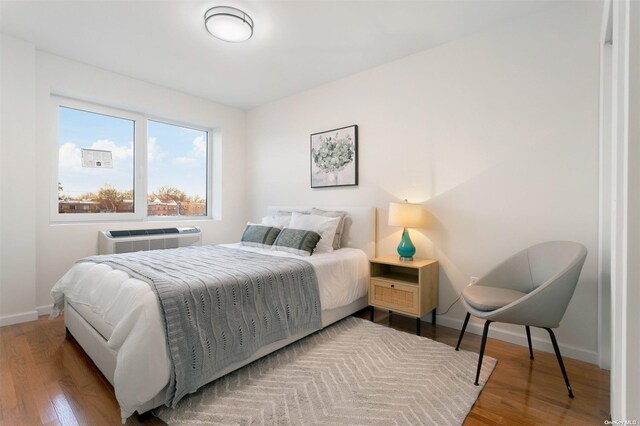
left=51, top=96, right=214, bottom=223
left=145, top=117, right=213, bottom=222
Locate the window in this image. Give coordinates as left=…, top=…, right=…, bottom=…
left=55, top=99, right=212, bottom=221
left=147, top=121, right=208, bottom=217
left=58, top=106, right=135, bottom=215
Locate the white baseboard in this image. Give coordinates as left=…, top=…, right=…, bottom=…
left=0, top=310, right=38, bottom=327
left=0, top=304, right=53, bottom=327
left=435, top=315, right=599, bottom=365
left=37, top=304, right=53, bottom=317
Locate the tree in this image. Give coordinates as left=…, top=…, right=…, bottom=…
left=78, top=191, right=98, bottom=201
left=97, top=185, right=124, bottom=212
left=190, top=194, right=204, bottom=203
left=58, top=182, right=64, bottom=200
left=120, top=189, right=133, bottom=200
left=151, top=186, right=188, bottom=203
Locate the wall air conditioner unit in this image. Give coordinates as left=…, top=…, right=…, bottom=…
left=98, top=227, right=201, bottom=255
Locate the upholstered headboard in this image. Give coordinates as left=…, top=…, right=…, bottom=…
left=265, top=206, right=377, bottom=259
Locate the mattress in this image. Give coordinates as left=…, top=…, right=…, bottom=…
left=51, top=244, right=369, bottom=419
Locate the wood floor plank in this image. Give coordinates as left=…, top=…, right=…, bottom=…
left=22, top=321, right=59, bottom=425
left=26, top=374, right=59, bottom=425
left=2, top=327, right=44, bottom=425
left=56, top=373, right=94, bottom=426
left=45, top=381, right=80, bottom=426
left=0, top=312, right=609, bottom=425
left=24, top=319, right=60, bottom=364
left=12, top=368, right=43, bottom=425
left=0, top=368, right=19, bottom=424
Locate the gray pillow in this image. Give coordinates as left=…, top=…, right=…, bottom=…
left=310, top=208, right=347, bottom=249
left=272, top=228, right=321, bottom=256
left=240, top=224, right=281, bottom=248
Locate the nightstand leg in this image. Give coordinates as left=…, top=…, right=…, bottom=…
left=369, top=306, right=374, bottom=322
left=416, top=317, right=421, bottom=335
left=432, top=309, right=436, bottom=325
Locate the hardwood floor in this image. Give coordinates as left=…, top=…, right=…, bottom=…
left=362, top=310, right=610, bottom=426
left=0, top=311, right=609, bottom=425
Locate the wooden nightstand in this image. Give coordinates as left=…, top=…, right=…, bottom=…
left=369, top=256, right=439, bottom=335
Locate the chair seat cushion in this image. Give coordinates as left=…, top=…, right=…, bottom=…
left=462, top=285, right=527, bottom=312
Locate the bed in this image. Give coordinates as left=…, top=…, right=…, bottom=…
left=50, top=206, right=376, bottom=421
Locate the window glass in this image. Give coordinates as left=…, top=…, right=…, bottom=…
left=147, top=120, right=208, bottom=217
left=58, top=106, right=135, bottom=214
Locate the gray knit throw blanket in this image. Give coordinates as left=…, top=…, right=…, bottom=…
left=81, top=245, right=322, bottom=407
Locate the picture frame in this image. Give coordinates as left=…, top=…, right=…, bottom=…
left=310, top=124, right=358, bottom=188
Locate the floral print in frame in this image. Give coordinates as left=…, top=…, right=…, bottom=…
left=310, top=125, right=358, bottom=188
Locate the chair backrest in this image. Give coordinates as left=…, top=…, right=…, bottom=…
left=475, top=241, right=587, bottom=328
left=526, top=241, right=588, bottom=290
left=477, top=240, right=588, bottom=294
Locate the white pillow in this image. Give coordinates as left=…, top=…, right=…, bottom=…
left=288, top=212, right=341, bottom=253
left=310, top=208, right=347, bottom=249
left=261, top=215, right=291, bottom=229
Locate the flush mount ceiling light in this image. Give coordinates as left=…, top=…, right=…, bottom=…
left=204, top=6, right=254, bottom=42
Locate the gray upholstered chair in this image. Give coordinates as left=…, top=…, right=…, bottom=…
left=455, top=241, right=588, bottom=398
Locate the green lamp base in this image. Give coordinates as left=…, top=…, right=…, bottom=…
left=397, top=228, right=416, bottom=261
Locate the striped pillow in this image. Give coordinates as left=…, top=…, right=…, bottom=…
left=240, top=224, right=281, bottom=248
left=272, top=228, right=321, bottom=256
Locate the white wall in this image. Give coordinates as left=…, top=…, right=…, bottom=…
left=246, top=3, right=602, bottom=363
left=0, top=35, right=248, bottom=322
left=0, top=35, right=37, bottom=325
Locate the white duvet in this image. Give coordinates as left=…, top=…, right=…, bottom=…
left=50, top=244, right=369, bottom=420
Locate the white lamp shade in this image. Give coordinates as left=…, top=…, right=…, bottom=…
left=205, top=6, right=254, bottom=42
left=388, top=202, right=425, bottom=228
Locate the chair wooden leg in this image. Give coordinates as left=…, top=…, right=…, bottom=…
left=474, top=320, right=492, bottom=386
left=455, top=312, right=471, bottom=351
left=525, top=326, right=534, bottom=360
left=545, top=327, right=575, bottom=398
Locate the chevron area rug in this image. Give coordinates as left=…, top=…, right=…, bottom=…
left=155, top=316, right=496, bottom=425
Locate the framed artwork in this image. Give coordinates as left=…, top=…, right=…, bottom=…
left=310, top=125, right=358, bottom=188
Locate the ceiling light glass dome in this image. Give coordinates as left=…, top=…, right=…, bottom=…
left=204, top=6, right=254, bottom=43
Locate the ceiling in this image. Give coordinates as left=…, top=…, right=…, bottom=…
left=1, top=1, right=565, bottom=110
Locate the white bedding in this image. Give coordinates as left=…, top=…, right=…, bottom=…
left=50, top=243, right=369, bottom=419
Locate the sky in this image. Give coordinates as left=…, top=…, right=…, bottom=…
left=58, top=106, right=207, bottom=200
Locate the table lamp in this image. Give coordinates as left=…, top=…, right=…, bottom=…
left=388, top=200, right=425, bottom=261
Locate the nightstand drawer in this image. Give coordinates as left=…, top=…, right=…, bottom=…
left=369, top=278, right=420, bottom=316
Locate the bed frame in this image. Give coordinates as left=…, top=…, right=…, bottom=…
left=64, top=206, right=377, bottom=417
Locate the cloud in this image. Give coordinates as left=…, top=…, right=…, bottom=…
left=147, top=137, right=166, bottom=162
left=192, top=135, right=206, bottom=158
left=90, top=139, right=133, bottom=159
left=59, top=142, right=81, bottom=169
left=173, top=156, right=197, bottom=166
left=148, top=137, right=158, bottom=161
left=172, top=136, right=206, bottom=166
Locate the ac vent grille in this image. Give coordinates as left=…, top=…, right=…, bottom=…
left=108, top=228, right=180, bottom=238
left=99, top=227, right=201, bottom=254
